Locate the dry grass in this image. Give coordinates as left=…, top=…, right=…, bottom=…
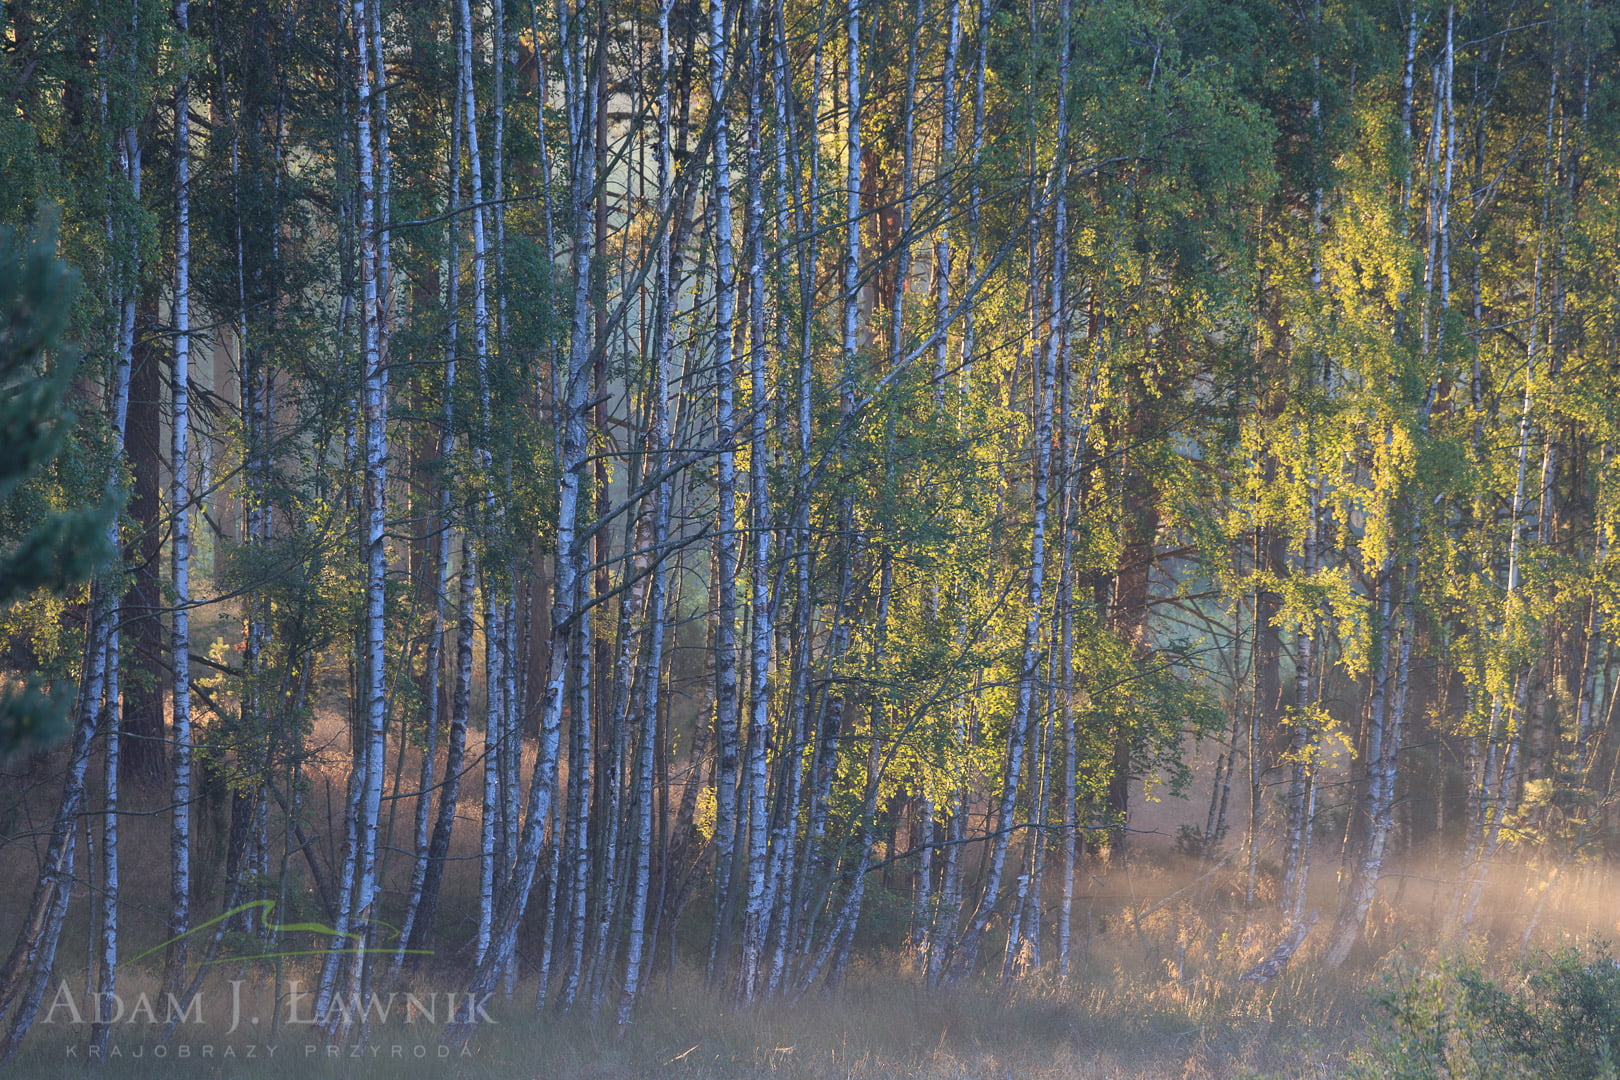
left=7, top=961, right=1359, bottom=1080
left=6, top=753, right=1619, bottom=1080
left=0, top=854, right=1382, bottom=1080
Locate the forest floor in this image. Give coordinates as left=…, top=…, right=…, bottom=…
left=4, top=954, right=1371, bottom=1080
left=9, top=844, right=1613, bottom=1080
left=7, top=740, right=1616, bottom=1080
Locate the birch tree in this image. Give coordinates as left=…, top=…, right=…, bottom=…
left=163, top=0, right=196, bottom=1012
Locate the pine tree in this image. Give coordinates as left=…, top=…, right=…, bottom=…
left=0, top=223, right=111, bottom=759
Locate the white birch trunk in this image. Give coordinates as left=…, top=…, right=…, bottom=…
left=90, top=662, right=118, bottom=1058
left=0, top=836, right=77, bottom=1060
left=1461, top=10, right=1548, bottom=929
left=446, top=0, right=591, bottom=1033
left=560, top=597, right=592, bottom=1008
left=0, top=98, right=137, bottom=1054
left=887, top=0, right=921, bottom=358
left=793, top=0, right=865, bottom=974
left=165, top=0, right=196, bottom=1009
left=1333, top=8, right=1452, bottom=962
left=705, top=0, right=743, bottom=984
left=737, top=0, right=774, bottom=1002
left=1280, top=0, right=1325, bottom=929
left=930, top=4, right=986, bottom=981
left=950, top=0, right=1067, bottom=981
left=932, top=0, right=961, bottom=401
left=617, top=0, right=677, bottom=1022
left=453, top=0, right=500, bottom=967
left=769, top=0, right=827, bottom=991
left=957, top=0, right=989, bottom=399
left=408, top=533, right=477, bottom=958
left=317, top=0, right=388, bottom=1030
left=355, top=0, right=390, bottom=1016
left=1056, top=532, right=1077, bottom=977
left=315, top=756, right=361, bottom=1022
left=1280, top=486, right=1317, bottom=924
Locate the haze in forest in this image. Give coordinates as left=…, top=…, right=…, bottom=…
left=3, top=0, right=1620, bottom=1075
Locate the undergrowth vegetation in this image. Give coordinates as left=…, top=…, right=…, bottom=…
left=1352, top=946, right=1620, bottom=1080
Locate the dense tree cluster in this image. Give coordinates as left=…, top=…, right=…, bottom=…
left=1, top=0, right=1618, bottom=1051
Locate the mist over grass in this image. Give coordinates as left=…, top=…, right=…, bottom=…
left=8, top=846, right=1617, bottom=1080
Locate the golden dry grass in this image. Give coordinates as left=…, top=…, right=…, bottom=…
left=6, top=742, right=1619, bottom=1080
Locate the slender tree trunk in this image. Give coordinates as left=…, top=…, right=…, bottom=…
left=932, top=0, right=961, bottom=401
left=704, top=0, right=744, bottom=987
left=1460, top=13, right=1549, bottom=930
left=950, top=0, right=1068, bottom=981
left=446, top=0, right=593, bottom=1032
left=0, top=90, right=138, bottom=1056
left=90, top=677, right=119, bottom=1057
left=318, top=0, right=389, bottom=1030
left=120, top=321, right=164, bottom=785
left=164, top=0, right=196, bottom=1009
left=768, top=0, right=826, bottom=992
left=453, top=0, right=501, bottom=969
left=1326, top=545, right=1401, bottom=967
left=737, top=1, right=776, bottom=1005
left=395, top=98, right=465, bottom=972
left=409, top=533, right=476, bottom=960
left=618, top=0, right=677, bottom=1024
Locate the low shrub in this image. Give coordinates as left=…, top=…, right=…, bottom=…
left=1352, top=944, right=1620, bottom=1080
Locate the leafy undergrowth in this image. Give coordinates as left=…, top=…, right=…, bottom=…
left=1349, top=944, right=1620, bottom=1080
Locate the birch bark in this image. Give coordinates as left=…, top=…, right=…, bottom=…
left=447, top=0, right=592, bottom=1032
left=949, top=0, right=1067, bottom=981
left=770, top=0, right=827, bottom=990
left=738, top=0, right=775, bottom=1002
left=705, top=0, right=743, bottom=984
left=617, top=0, right=677, bottom=1023
left=0, top=61, right=138, bottom=1053
left=164, top=0, right=196, bottom=1011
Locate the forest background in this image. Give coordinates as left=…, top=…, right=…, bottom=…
left=2, top=0, right=1620, bottom=1074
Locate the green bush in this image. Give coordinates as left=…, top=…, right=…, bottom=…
left=1352, top=946, right=1620, bottom=1080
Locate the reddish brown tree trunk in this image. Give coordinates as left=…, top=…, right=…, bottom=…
left=121, top=294, right=167, bottom=784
